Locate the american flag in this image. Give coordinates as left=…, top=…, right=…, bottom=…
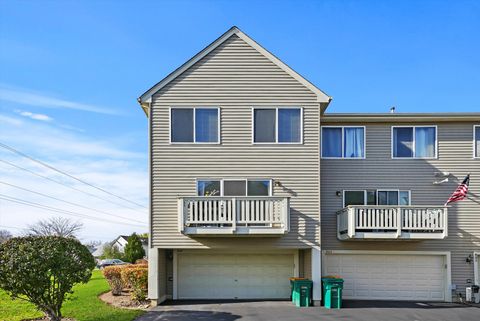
left=445, top=174, right=470, bottom=205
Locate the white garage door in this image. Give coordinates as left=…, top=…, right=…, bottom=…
left=324, top=253, right=446, bottom=301
left=178, top=253, right=294, bottom=299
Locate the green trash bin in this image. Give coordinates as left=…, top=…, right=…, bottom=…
left=322, top=278, right=344, bottom=309
left=292, top=279, right=312, bottom=307
left=289, top=277, right=305, bottom=302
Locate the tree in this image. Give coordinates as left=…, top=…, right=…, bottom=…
left=123, top=233, right=145, bottom=263
left=0, top=230, right=12, bottom=243
left=83, top=240, right=102, bottom=253
left=27, top=217, right=83, bottom=238
left=101, top=243, right=124, bottom=260
left=0, top=236, right=95, bottom=321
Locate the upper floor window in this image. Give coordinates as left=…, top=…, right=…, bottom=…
left=474, top=125, right=480, bottom=158
left=170, top=107, right=219, bottom=143
left=253, top=107, right=302, bottom=143
left=321, top=126, right=365, bottom=158
left=197, top=179, right=272, bottom=196
left=392, top=126, right=436, bottom=158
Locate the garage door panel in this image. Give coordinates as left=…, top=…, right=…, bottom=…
left=325, top=254, right=446, bottom=301
left=178, top=253, right=294, bottom=299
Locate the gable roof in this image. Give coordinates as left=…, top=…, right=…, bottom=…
left=138, top=26, right=331, bottom=114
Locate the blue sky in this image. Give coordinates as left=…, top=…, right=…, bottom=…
left=0, top=0, right=479, bottom=241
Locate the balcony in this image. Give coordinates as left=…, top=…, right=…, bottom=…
left=178, top=197, right=290, bottom=236
left=337, top=205, right=448, bottom=240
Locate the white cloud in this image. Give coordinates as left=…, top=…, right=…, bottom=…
left=15, top=110, right=53, bottom=122
left=0, top=84, right=122, bottom=115
left=0, top=112, right=148, bottom=242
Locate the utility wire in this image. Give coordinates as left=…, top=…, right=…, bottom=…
left=0, top=142, right=147, bottom=209
left=0, top=180, right=146, bottom=225
left=0, top=159, right=146, bottom=214
left=0, top=194, right=147, bottom=228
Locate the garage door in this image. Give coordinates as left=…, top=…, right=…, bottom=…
left=178, top=253, right=294, bottom=299
left=324, top=253, right=446, bottom=301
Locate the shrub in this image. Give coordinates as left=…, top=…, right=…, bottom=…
left=121, top=266, right=148, bottom=302
left=135, top=258, right=148, bottom=265
left=102, top=266, right=125, bottom=295
left=0, top=236, right=95, bottom=321
left=123, top=233, right=145, bottom=263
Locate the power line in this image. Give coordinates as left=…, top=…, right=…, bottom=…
left=0, top=142, right=147, bottom=209
left=0, top=159, right=146, bottom=214
left=0, top=194, right=147, bottom=228
left=0, top=180, right=146, bottom=225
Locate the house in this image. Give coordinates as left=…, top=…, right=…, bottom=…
left=112, top=235, right=149, bottom=258
left=137, top=26, right=480, bottom=305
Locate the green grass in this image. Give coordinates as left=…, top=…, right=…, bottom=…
left=0, top=270, right=145, bottom=321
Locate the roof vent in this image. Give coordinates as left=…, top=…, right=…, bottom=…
left=390, top=106, right=396, bottom=113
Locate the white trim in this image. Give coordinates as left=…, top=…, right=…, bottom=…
left=173, top=249, right=178, bottom=300
left=321, top=126, right=366, bottom=159
left=474, top=251, right=480, bottom=286
left=391, top=125, right=438, bottom=159
left=169, top=106, right=220, bottom=144
left=252, top=107, right=304, bottom=144
left=311, top=247, right=322, bottom=302
left=474, top=125, right=480, bottom=159
left=322, top=250, right=452, bottom=302
left=138, top=27, right=331, bottom=104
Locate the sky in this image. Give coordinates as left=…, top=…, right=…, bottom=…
left=0, top=0, right=479, bottom=242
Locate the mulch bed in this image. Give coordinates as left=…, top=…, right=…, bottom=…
left=99, top=290, right=150, bottom=310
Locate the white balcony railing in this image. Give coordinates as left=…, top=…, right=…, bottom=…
left=179, top=197, right=290, bottom=236
left=337, top=205, right=448, bottom=240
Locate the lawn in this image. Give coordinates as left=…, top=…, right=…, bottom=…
left=0, top=270, right=145, bottom=321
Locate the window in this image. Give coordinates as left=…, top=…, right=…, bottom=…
left=475, top=125, right=480, bottom=158
left=253, top=108, right=302, bottom=143
left=170, top=107, right=219, bottom=143
left=392, top=126, right=436, bottom=158
left=197, top=180, right=221, bottom=196
left=196, top=179, right=272, bottom=196
left=322, top=127, right=365, bottom=158
left=343, top=190, right=410, bottom=207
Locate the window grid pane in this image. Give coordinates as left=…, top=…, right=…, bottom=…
left=195, top=108, right=218, bottom=143
left=322, top=127, right=342, bottom=157
left=171, top=108, right=194, bottom=142
left=344, top=127, right=365, bottom=158
left=278, top=109, right=301, bottom=143
left=223, top=180, right=247, bottom=196
left=393, top=127, right=414, bottom=158
left=415, top=127, right=436, bottom=158
left=247, top=180, right=270, bottom=196
left=344, top=191, right=365, bottom=207
left=254, top=109, right=276, bottom=142
left=475, top=126, right=480, bottom=158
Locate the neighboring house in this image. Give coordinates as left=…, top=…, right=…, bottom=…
left=137, top=26, right=480, bottom=305
left=112, top=235, right=149, bottom=258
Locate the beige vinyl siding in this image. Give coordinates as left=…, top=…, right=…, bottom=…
left=150, top=34, right=322, bottom=249
left=321, top=121, right=480, bottom=298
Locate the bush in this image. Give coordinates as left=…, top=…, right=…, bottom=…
left=135, top=258, right=148, bottom=265
left=0, top=236, right=95, bottom=321
left=102, top=266, right=125, bottom=295
left=123, top=233, right=145, bottom=263
left=100, top=243, right=124, bottom=260
left=121, top=266, right=148, bottom=302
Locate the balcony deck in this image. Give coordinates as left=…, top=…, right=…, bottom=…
left=337, top=205, right=448, bottom=240
left=178, top=196, right=290, bottom=236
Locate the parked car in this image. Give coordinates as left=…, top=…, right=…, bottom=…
left=97, top=259, right=129, bottom=269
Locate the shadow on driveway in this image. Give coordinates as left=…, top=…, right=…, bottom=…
left=135, top=310, right=241, bottom=321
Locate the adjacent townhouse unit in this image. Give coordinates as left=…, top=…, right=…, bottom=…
left=137, top=26, right=480, bottom=305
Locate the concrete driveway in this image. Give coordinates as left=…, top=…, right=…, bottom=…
left=135, top=300, right=480, bottom=321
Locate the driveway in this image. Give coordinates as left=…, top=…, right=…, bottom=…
left=135, top=300, right=480, bottom=321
